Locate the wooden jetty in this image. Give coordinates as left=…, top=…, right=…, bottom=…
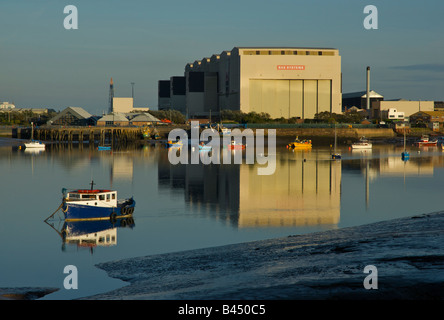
left=31, top=126, right=144, bottom=144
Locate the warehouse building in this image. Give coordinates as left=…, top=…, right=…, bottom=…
left=158, top=76, right=186, bottom=114
left=342, top=90, right=384, bottom=111
left=159, top=47, right=342, bottom=120
left=48, top=107, right=94, bottom=126
left=371, top=100, right=434, bottom=119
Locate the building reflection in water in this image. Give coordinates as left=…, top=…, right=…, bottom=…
left=158, top=148, right=342, bottom=228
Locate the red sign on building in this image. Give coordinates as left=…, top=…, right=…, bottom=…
left=277, top=65, right=305, bottom=70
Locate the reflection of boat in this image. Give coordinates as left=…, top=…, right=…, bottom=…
left=46, top=217, right=135, bottom=253
left=331, top=125, right=341, bottom=160
left=61, top=181, right=135, bottom=221
left=415, top=135, right=437, bottom=147
left=166, top=140, right=183, bottom=148
left=64, top=222, right=118, bottom=249
left=228, top=140, right=245, bottom=150
left=24, top=122, right=45, bottom=149
left=287, top=136, right=312, bottom=149
left=351, top=137, right=372, bottom=149
left=24, top=147, right=45, bottom=154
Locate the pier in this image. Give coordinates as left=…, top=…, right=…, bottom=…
left=15, top=126, right=144, bottom=144
left=7, top=125, right=405, bottom=146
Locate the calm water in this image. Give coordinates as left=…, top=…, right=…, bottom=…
left=1, top=139, right=444, bottom=299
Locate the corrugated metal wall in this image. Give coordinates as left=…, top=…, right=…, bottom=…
left=249, top=79, right=331, bottom=119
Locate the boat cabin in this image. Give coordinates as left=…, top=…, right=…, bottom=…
left=67, top=189, right=117, bottom=206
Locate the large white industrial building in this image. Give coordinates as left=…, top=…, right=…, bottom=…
left=159, top=47, right=342, bottom=120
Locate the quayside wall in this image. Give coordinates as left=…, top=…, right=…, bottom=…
left=6, top=125, right=397, bottom=143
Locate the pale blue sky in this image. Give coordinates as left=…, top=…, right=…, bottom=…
left=1, top=0, right=443, bottom=115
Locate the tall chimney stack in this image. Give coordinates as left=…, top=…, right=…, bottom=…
left=366, top=66, right=370, bottom=110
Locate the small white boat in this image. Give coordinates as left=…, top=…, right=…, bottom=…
left=24, top=122, right=45, bottom=149
left=351, top=137, right=372, bottom=149
left=24, top=140, right=46, bottom=149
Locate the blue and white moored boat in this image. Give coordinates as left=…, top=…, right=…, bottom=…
left=198, top=142, right=212, bottom=151
left=62, top=181, right=135, bottom=222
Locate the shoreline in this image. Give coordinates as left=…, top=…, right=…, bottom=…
left=83, top=211, right=444, bottom=300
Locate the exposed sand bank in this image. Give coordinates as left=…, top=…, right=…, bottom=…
left=84, top=211, right=444, bottom=300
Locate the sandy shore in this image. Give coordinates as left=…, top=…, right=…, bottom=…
left=81, top=211, right=444, bottom=300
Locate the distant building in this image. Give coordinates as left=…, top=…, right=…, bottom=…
left=128, top=113, right=160, bottom=126
left=47, top=107, right=95, bottom=126
left=434, top=101, right=444, bottom=111
left=372, top=100, right=434, bottom=120
left=0, top=107, right=55, bottom=115
left=15, top=108, right=56, bottom=115
left=112, top=98, right=133, bottom=113
left=381, top=108, right=405, bottom=121
left=158, top=76, right=186, bottom=115
left=160, top=46, right=342, bottom=119
left=0, top=101, right=15, bottom=110
left=111, top=97, right=150, bottom=113
left=158, top=80, right=171, bottom=110
left=409, top=111, right=444, bottom=127
left=342, top=90, right=384, bottom=111
left=96, top=113, right=129, bottom=126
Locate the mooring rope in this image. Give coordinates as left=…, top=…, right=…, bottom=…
left=44, top=201, right=64, bottom=222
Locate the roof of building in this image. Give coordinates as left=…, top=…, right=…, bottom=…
left=49, top=107, right=93, bottom=122
left=98, top=113, right=129, bottom=122
left=411, top=111, right=444, bottom=117
left=68, top=107, right=93, bottom=118
left=343, top=90, right=384, bottom=99
left=235, top=46, right=338, bottom=50
left=130, top=113, right=160, bottom=122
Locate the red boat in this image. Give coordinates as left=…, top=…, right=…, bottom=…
left=228, top=141, right=245, bottom=150
left=415, top=135, right=437, bottom=147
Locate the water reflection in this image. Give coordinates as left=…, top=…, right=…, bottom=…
left=159, top=148, right=342, bottom=228
left=45, top=217, right=135, bottom=254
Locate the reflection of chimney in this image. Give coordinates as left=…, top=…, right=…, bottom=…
left=109, top=77, right=114, bottom=113
left=366, top=66, right=370, bottom=110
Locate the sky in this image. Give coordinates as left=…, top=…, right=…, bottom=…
left=1, top=0, right=443, bottom=115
